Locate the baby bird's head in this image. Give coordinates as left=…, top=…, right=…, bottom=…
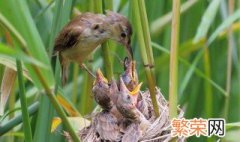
left=105, top=11, right=133, bottom=59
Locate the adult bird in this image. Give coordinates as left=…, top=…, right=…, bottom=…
left=53, top=11, right=133, bottom=85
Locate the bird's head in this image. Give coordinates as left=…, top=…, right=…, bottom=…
left=82, top=14, right=112, bottom=42
left=105, top=11, right=133, bottom=59
left=118, top=77, right=142, bottom=106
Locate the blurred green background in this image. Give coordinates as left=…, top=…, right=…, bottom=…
left=0, top=0, right=239, bottom=142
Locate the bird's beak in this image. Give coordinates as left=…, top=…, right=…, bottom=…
left=119, top=77, right=129, bottom=92
left=109, top=78, right=118, bottom=92
left=124, top=59, right=137, bottom=84
left=126, top=44, right=133, bottom=60
left=132, top=61, right=137, bottom=82
left=129, top=82, right=142, bottom=96
left=124, top=58, right=133, bottom=77
left=94, top=69, right=108, bottom=85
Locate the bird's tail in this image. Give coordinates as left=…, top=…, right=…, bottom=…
left=59, top=54, right=69, bottom=86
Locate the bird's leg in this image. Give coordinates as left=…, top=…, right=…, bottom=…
left=80, top=63, right=96, bottom=78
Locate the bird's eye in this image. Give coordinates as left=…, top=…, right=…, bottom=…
left=127, top=95, right=130, bottom=100
left=93, top=24, right=99, bottom=30
left=121, top=32, right=126, bottom=38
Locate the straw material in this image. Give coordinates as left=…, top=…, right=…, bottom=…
left=65, top=87, right=185, bottom=142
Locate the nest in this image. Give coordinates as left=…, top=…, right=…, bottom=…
left=65, top=60, right=185, bottom=142
left=65, top=88, right=185, bottom=142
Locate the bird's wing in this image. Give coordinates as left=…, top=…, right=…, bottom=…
left=94, top=111, right=121, bottom=141
left=53, top=13, right=107, bottom=53
left=122, top=123, right=142, bottom=142
left=53, top=26, right=83, bottom=52
left=53, top=13, right=102, bottom=53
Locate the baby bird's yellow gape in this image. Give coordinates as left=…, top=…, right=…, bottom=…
left=54, top=11, right=132, bottom=85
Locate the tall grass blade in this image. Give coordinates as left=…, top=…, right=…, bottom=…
left=0, top=102, right=39, bottom=136
left=180, top=0, right=222, bottom=96
left=152, top=42, right=227, bottom=97
left=16, top=60, right=33, bottom=142
left=0, top=68, right=16, bottom=115
left=0, top=55, right=32, bottom=81
left=151, top=0, right=198, bottom=35
left=193, top=0, right=222, bottom=42
left=208, top=10, right=240, bottom=44
left=0, top=0, right=55, bottom=88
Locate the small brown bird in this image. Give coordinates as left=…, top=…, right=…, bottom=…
left=54, top=11, right=133, bottom=85
left=121, top=58, right=150, bottom=118
left=116, top=77, right=150, bottom=133
left=116, top=77, right=142, bottom=120
left=92, top=69, right=112, bottom=110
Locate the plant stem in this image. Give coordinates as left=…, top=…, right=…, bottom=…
left=169, top=0, right=180, bottom=119
left=224, top=0, right=234, bottom=120
left=138, top=0, right=155, bottom=68
left=203, top=47, right=213, bottom=118
left=72, top=64, right=79, bottom=103
left=16, top=60, right=33, bottom=142
left=138, top=0, right=157, bottom=89
left=101, top=42, right=113, bottom=80
left=101, top=0, right=113, bottom=80
left=131, top=0, right=159, bottom=117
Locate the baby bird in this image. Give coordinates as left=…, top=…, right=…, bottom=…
left=121, top=58, right=150, bottom=118
left=116, top=77, right=150, bottom=138
left=92, top=69, right=112, bottom=111
left=92, top=72, right=122, bottom=141
left=116, top=77, right=142, bottom=120
left=54, top=11, right=133, bottom=85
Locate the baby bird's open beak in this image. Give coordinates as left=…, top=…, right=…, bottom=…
left=119, top=76, right=142, bottom=106
left=94, top=69, right=108, bottom=85
left=129, top=82, right=142, bottom=96
left=124, top=59, right=137, bottom=82
left=122, top=58, right=139, bottom=91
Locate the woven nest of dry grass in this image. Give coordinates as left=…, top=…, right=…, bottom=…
left=65, top=60, right=185, bottom=142
left=75, top=89, right=184, bottom=142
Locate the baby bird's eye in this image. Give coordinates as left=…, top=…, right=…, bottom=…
left=121, top=32, right=126, bottom=38
left=93, top=24, right=99, bottom=30
left=127, top=95, right=130, bottom=100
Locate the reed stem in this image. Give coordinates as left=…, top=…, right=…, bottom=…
left=131, top=0, right=159, bottom=117
left=224, top=0, right=234, bottom=120
left=169, top=0, right=180, bottom=119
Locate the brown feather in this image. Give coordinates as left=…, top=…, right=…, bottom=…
left=94, top=111, right=121, bottom=141
left=54, top=13, right=105, bottom=52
